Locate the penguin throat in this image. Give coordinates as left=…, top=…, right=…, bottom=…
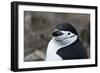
left=53, top=35, right=78, bottom=47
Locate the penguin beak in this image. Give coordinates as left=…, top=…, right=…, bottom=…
left=52, top=31, right=63, bottom=37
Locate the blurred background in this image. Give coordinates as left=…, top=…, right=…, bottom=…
left=24, top=11, right=90, bottom=61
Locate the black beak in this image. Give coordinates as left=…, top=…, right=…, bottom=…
left=52, top=31, right=63, bottom=37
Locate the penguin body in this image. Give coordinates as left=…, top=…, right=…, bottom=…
left=46, top=23, right=88, bottom=61
left=56, top=39, right=88, bottom=60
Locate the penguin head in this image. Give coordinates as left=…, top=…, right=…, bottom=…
left=52, top=23, right=78, bottom=44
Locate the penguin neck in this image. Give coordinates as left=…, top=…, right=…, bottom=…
left=46, top=36, right=78, bottom=57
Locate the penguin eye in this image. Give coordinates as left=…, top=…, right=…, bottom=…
left=68, top=32, right=70, bottom=35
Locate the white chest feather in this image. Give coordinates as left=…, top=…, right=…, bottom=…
left=45, top=39, right=63, bottom=61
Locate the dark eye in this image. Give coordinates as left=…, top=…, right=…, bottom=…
left=68, top=33, right=70, bottom=35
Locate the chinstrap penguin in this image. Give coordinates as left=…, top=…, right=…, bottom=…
left=45, top=23, right=88, bottom=61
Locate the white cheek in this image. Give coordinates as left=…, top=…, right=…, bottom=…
left=54, top=35, right=65, bottom=40
left=68, top=34, right=73, bottom=37
left=65, top=33, right=75, bottom=38
left=61, top=35, right=68, bottom=38
left=61, top=31, right=75, bottom=36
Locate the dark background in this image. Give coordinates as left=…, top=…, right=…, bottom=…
left=24, top=11, right=90, bottom=61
